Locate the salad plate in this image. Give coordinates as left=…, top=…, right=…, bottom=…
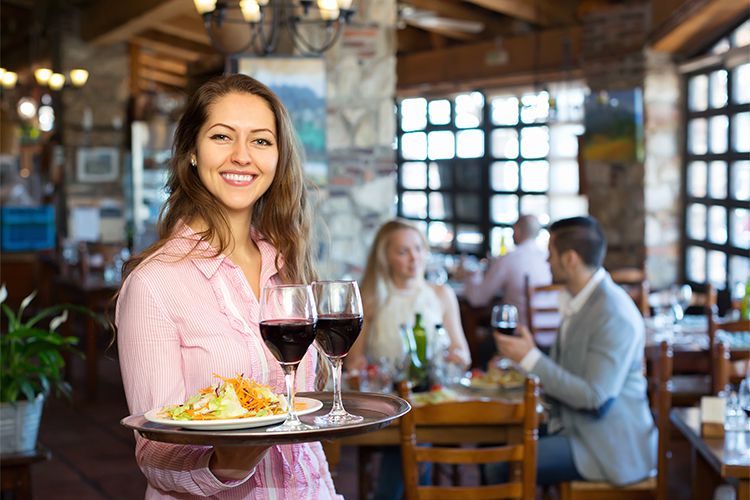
left=144, top=397, right=323, bottom=431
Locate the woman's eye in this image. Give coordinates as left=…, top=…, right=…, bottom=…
left=254, top=138, right=273, bottom=146
left=210, top=134, right=230, bottom=141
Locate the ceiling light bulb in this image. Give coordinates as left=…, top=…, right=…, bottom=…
left=239, top=0, right=261, bottom=22
left=69, top=69, right=89, bottom=87
left=1, top=71, right=18, bottom=89
left=34, top=68, right=53, bottom=85
left=48, top=73, right=65, bottom=90
left=17, top=97, right=38, bottom=120
left=0, top=68, right=6, bottom=79
left=317, top=0, right=339, bottom=20
left=193, top=0, right=217, bottom=15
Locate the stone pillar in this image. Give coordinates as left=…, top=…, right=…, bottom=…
left=643, top=50, right=681, bottom=288
left=315, top=2, right=397, bottom=278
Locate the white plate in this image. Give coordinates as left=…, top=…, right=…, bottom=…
left=144, top=397, right=323, bottom=431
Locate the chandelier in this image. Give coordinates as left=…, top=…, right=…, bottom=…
left=193, top=0, right=356, bottom=56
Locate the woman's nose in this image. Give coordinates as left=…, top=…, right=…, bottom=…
left=231, top=141, right=252, bottom=165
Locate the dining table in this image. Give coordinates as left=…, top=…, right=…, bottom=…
left=670, top=407, right=750, bottom=500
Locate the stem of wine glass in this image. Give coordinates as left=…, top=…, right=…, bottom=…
left=329, top=357, right=345, bottom=416
left=282, top=364, right=301, bottom=426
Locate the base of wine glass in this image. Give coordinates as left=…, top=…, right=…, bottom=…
left=266, top=417, right=317, bottom=432
left=314, top=411, right=364, bottom=426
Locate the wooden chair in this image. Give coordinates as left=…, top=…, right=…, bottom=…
left=524, top=275, right=563, bottom=350
left=610, top=267, right=650, bottom=317
left=711, top=319, right=750, bottom=393
left=399, top=377, right=540, bottom=500
left=559, top=341, right=673, bottom=500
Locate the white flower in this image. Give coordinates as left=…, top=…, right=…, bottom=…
left=0, top=284, right=6, bottom=305
left=19, top=290, right=38, bottom=317
left=49, top=310, right=69, bottom=331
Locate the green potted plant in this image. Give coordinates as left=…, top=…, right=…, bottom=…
left=0, top=284, right=96, bottom=454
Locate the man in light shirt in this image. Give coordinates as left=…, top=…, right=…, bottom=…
left=494, top=216, right=656, bottom=487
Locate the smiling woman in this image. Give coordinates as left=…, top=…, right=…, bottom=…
left=114, top=75, right=339, bottom=499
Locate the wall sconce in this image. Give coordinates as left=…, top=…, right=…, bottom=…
left=32, top=67, right=89, bottom=89
left=1, top=68, right=19, bottom=89
left=194, top=0, right=356, bottom=56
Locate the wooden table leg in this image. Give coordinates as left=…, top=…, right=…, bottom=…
left=690, top=445, right=721, bottom=500
left=737, top=480, right=749, bottom=500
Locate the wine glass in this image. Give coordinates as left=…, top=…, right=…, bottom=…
left=312, top=280, right=364, bottom=425
left=670, top=284, right=692, bottom=323
left=739, top=377, right=750, bottom=431
left=491, top=304, right=518, bottom=368
left=259, top=284, right=318, bottom=432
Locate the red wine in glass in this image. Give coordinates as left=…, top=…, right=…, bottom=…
left=494, top=321, right=517, bottom=336
left=260, top=319, right=317, bottom=365
left=315, top=314, right=363, bottom=358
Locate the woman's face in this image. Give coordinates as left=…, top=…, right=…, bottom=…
left=194, top=92, right=279, bottom=218
left=386, top=228, right=426, bottom=282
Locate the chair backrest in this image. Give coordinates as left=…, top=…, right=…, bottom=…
left=399, top=377, right=540, bottom=500
left=711, top=319, right=750, bottom=392
left=652, top=341, right=673, bottom=500
left=524, top=274, right=562, bottom=347
left=609, top=267, right=650, bottom=317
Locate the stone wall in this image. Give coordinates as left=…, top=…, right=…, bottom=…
left=315, top=2, right=398, bottom=279
left=643, top=50, right=682, bottom=289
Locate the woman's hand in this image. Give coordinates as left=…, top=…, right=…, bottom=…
left=446, top=343, right=471, bottom=368
left=210, top=445, right=271, bottom=481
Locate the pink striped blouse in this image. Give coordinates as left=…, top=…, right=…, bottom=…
left=116, top=225, right=341, bottom=499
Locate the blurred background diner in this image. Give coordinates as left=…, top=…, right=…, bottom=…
left=0, top=0, right=748, bottom=499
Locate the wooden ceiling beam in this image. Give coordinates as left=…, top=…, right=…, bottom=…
left=130, top=30, right=216, bottom=62
left=402, top=0, right=509, bottom=35
left=139, top=67, right=188, bottom=88
left=462, top=0, right=576, bottom=26
left=650, top=0, right=748, bottom=55
left=155, top=15, right=211, bottom=45
left=138, top=52, right=188, bottom=76
left=406, top=20, right=483, bottom=41
left=397, top=26, right=582, bottom=90
left=81, top=0, right=195, bottom=45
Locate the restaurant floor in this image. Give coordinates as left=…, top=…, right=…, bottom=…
left=31, top=349, right=694, bottom=500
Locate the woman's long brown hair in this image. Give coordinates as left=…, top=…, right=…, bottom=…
left=120, top=74, right=316, bottom=285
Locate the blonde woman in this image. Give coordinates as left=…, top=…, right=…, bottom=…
left=347, top=218, right=471, bottom=373
left=116, top=75, right=339, bottom=499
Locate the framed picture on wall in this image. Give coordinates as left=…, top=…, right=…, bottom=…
left=232, top=57, right=327, bottom=185
left=76, top=147, right=119, bottom=183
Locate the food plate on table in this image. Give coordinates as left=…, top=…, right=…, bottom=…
left=460, top=365, right=526, bottom=390
left=144, top=397, right=323, bottom=431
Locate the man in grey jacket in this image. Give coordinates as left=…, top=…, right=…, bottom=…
left=495, top=216, right=656, bottom=486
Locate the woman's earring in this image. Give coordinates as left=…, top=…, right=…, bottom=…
left=190, top=156, right=197, bottom=167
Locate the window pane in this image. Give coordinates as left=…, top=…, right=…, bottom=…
left=401, top=162, right=427, bottom=189
left=520, top=195, right=550, bottom=225
left=491, top=129, right=519, bottom=158
left=549, top=124, right=583, bottom=158
left=708, top=250, right=727, bottom=288
left=401, top=97, right=427, bottom=131
left=455, top=224, right=483, bottom=253
left=708, top=206, right=727, bottom=244
left=455, top=160, right=483, bottom=190
left=686, top=246, right=706, bottom=282
left=732, top=112, right=750, bottom=152
left=428, top=162, right=451, bottom=189
left=491, top=194, right=519, bottom=224
left=428, top=221, right=453, bottom=250
left=491, top=161, right=519, bottom=191
left=491, top=96, right=519, bottom=125
left=456, top=194, right=481, bottom=221
left=520, top=91, right=550, bottom=124
left=428, top=99, right=451, bottom=125
left=520, top=160, right=550, bottom=192
left=709, top=70, right=728, bottom=108
left=733, top=63, right=750, bottom=104
left=401, top=132, right=427, bottom=160
left=455, top=92, right=484, bottom=128
left=711, top=38, right=730, bottom=54
left=733, top=19, right=750, bottom=47
left=549, top=160, right=579, bottom=194
left=729, top=256, right=750, bottom=292
left=687, top=203, right=707, bottom=240
left=687, top=161, right=707, bottom=197
left=732, top=161, right=750, bottom=200
left=732, top=208, right=750, bottom=248
left=456, top=129, right=484, bottom=158
left=429, top=192, right=452, bottom=220
left=402, top=191, right=427, bottom=218
left=520, top=126, right=550, bottom=158
left=709, top=115, right=728, bottom=153
left=708, top=161, right=727, bottom=198
left=688, top=74, right=708, bottom=111
left=688, top=118, right=708, bottom=154
left=427, top=130, right=455, bottom=160
left=550, top=195, right=588, bottom=221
